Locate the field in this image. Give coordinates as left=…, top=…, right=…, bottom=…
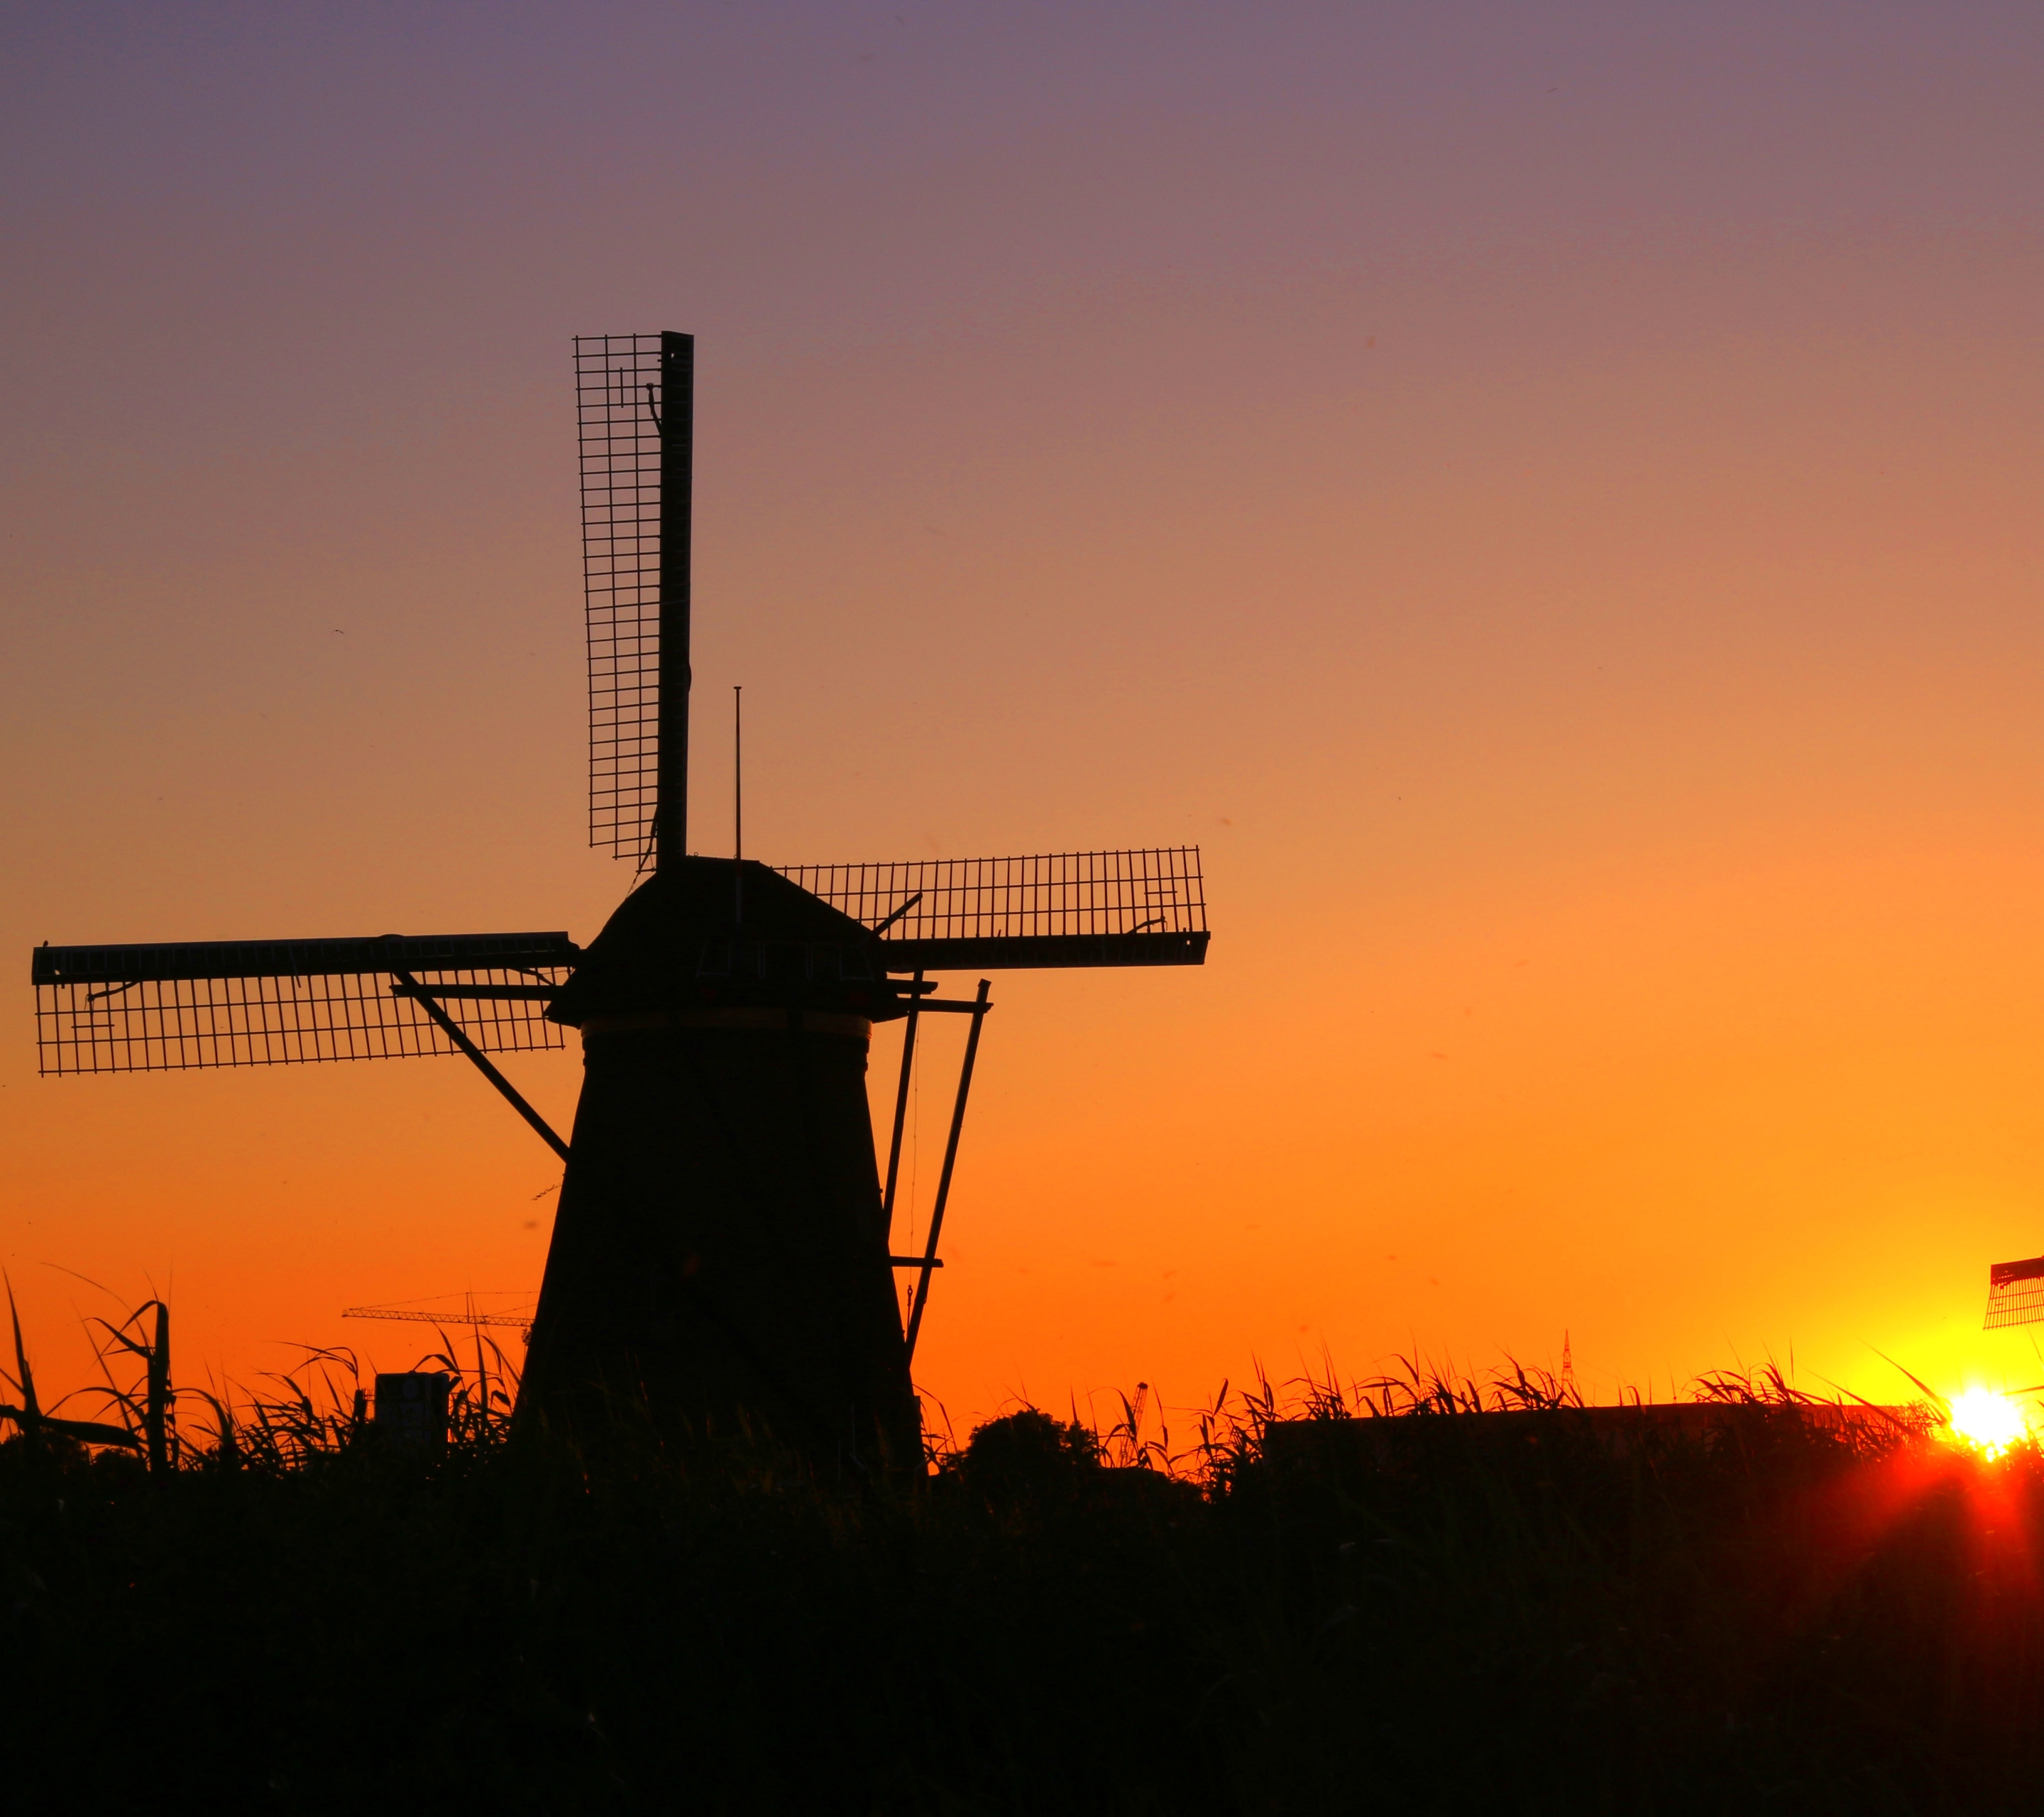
left=5, top=1317, right=2044, bottom=1813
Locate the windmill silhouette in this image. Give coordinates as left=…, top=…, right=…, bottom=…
left=31, top=332, right=1210, bottom=1471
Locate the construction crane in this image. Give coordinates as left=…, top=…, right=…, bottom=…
left=342, top=1306, right=532, bottom=1330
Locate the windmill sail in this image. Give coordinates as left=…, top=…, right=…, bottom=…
left=1985, top=1254, right=2044, bottom=1331
left=776, top=847, right=1209, bottom=970
left=31, top=933, right=575, bottom=1075
left=574, top=332, right=691, bottom=865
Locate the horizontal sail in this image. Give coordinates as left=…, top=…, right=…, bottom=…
left=776, top=848, right=1208, bottom=972
left=31, top=932, right=575, bottom=1075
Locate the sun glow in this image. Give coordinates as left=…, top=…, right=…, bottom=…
left=1945, top=1388, right=2026, bottom=1459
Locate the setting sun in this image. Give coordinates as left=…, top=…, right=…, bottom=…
left=1945, top=1388, right=2026, bottom=1459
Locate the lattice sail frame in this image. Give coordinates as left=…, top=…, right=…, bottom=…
left=1984, top=1255, right=2044, bottom=1331
left=33, top=934, right=573, bottom=1075
left=575, top=334, right=665, bottom=860
left=777, top=848, right=1207, bottom=967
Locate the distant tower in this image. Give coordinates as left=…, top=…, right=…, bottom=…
left=1561, top=1330, right=1575, bottom=1388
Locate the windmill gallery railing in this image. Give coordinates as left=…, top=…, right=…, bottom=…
left=776, top=847, right=1209, bottom=971
left=31, top=933, right=575, bottom=1075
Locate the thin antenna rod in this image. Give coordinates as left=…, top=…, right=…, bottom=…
left=733, top=684, right=743, bottom=929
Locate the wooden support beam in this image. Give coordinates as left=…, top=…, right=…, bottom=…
left=903, top=977, right=991, bottom=1366
left=389, top=965, right=570, bottom=1164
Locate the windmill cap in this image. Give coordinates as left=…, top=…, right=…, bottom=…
left=549, top=857, right=908, bottom=1027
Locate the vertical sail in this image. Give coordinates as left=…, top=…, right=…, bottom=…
left=574, top=334, right=668, bottom=862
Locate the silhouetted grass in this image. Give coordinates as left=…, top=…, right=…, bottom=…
left=4, top=1317, right=2041, bottom=1813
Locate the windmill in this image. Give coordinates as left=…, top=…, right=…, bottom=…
left=30, top=331, right=1210, bottom=1473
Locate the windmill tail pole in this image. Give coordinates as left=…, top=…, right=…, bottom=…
left=903, top=979, right=992, bottom=1366
left=387, top=960, right=570, bottom=1163
left=880, top=972, right=924, bottom=1234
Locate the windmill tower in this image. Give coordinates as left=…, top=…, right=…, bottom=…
left=30, top=331, right=1210, bottom=1473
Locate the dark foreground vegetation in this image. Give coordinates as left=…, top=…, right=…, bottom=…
left=6, top=1319, right=2044, bottom=1813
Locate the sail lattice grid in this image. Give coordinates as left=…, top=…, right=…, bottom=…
left=778, top=848, right=1207, bottom=964
left=575, top=334, right=664, bottom=861
left=1984, top=1256, right=2044, bottom=1331
left=32, top=934, right=574, bottom=1075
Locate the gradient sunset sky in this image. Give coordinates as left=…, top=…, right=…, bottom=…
left=6, top=3, right=2044, bottom=1427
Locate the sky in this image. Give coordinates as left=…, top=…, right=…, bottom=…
left=6, top=1, right=2044, bottom=1435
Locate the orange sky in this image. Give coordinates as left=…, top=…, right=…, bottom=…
left=7, top=5, right=2044, bottom=1433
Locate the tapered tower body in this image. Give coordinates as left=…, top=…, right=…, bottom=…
left=521, top=859, right=920, bottom=1466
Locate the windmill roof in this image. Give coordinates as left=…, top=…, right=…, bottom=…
left=549, top=857, right=902, bottom=1026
